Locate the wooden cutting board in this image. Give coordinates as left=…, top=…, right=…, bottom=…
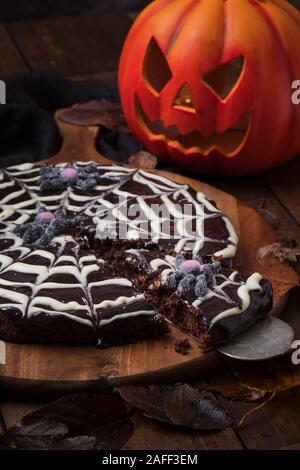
left=0, top=110, right=298, bottom=396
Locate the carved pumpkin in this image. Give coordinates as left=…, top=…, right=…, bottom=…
left=119, top=0, right=300, bottom=176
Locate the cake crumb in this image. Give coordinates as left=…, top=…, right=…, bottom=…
left=175, top=338, right=191, bottom=355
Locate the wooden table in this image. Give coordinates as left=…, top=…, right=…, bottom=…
left=0, top=12, right=300, bottom=450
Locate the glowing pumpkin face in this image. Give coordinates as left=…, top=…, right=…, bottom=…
left=119, top=0, right=300, bottom=176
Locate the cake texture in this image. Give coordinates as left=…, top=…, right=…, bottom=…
left=0, top=161, right=272, bottom=348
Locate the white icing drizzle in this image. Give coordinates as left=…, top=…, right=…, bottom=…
left=197, top=192, right=221, bottom=213
left=208, top=273, right=263, bottom=329
left=99, top=309, right=155, bottom=327
left=94, top=294, right=144, bottom=309
left=150, top=258, right=171, bottom=271
left=28, top=307, right=93, bottom=327
left=161, top=268, right=175, bottom=283
left=214, top=217, right=238, bottom=259
left=7, top=163, right=35, bottom=172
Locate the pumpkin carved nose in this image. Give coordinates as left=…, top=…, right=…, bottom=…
left=173, top=84, right=196, bottom=113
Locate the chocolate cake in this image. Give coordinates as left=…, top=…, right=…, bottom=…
left=0, top=161, right=272, bottom=348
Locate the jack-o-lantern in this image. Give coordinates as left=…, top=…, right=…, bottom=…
left=119, top=0, right=300, bottom=176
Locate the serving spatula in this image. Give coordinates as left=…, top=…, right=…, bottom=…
left=217, top=316, right=295, bottom=361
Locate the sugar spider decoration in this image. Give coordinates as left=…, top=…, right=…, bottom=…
left=13, top=207, right=85, bottom=246
left=166, top=255, right=221, bottom=298
left=39, top=163, right=101, bottom=191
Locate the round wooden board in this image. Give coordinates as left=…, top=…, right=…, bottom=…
left=0, top=110, right=298, bottom=396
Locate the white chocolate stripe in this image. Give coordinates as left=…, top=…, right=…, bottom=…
left=0, top=288, right=28, bottom=304
left=99, top=309, right=155, bottom=327
left=29, top=307, right=93, bottom=327
left=94, top=294, right=144, bottom=309
left=208, top=273, right=263, bottom=328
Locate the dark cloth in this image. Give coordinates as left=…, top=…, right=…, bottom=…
left=0, top=74, right=119, bottom=167
left=0, top=74, right=181, bottom=174
left=97, top=128, right=142, bottom=165
left=97, top=128, right=180, bottom=173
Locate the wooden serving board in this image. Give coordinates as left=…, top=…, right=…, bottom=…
left=0, top=110, right=298, bottom=396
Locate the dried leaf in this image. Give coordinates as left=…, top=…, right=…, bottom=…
left=0, top=393, right=133, bottom=450
left=58, top=99, right=126, bottom=129
left=206, top=362, right=300, bottom=401
left=119, top=384, right=232, bottom=430
left=127, top=151, right=158, bottom=170
left=204, top=380, right=266, bottom=402
left=257, top=237, right=300, bottom=264
left=13, top=419, right=68, bottom=437
left=55, top=435, right=97, bottom=450
left=235, top=392, right=277, bottom=430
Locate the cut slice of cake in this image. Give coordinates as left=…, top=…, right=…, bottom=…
left=145, top=254, right=273, bottom=349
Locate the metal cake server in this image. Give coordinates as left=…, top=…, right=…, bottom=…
left=216, top=316, right=295, bottom=361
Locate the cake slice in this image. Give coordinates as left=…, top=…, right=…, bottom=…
left=145, top=254, right=273, bottom=348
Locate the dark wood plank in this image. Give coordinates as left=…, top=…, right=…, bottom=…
left=263, top=155, right=300, bottom=227
left=280, top=442, right=300, bottom=450
left=210, top=368, right=300, bottom=450
left=7, top=14, right=132, bottom=79
left=203, top=174, right=300, bottom=248
left=0, top=25, right=28, bottom=74
left=222, top=387, right=300, bottom=450
left=124, top=411, right=243, bottom=450
left=71, top=70, right=118, bottom=85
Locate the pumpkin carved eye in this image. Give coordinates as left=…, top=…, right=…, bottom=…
left=203, top=55, right=245, bottom=100
left=143, top=37, right=172, bottom=94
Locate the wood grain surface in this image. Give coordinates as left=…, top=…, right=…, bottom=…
left=6, top=13, right=132, bottom=79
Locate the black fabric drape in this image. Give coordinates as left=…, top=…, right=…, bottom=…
left=0, top=74, right=119, bottom=167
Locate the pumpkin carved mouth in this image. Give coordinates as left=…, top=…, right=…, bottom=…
left=135, top=97, right=250, bottom=156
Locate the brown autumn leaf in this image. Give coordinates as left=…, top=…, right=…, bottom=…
left=58, top=99, right=127, bottom=130
left=0, top=393, right=133, bottom=450
left=119, top=384, right=232, bottom=430
left=257, top=237, right=300, bottom=264
left=206, top=359, right=300, bottom=402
